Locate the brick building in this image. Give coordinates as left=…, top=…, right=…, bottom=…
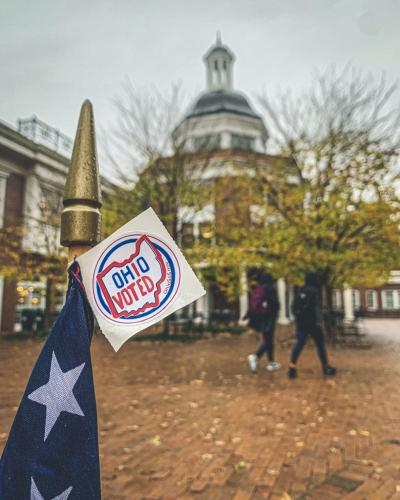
left=0, top=117, right=113, bottom=334
left=0, top=37, right=398, bottom=333
left=333, top=273, right=400, bottom=320
left=172, top=35, right=400, bottom=324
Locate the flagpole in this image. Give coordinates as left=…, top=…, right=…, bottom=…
left=60, top=100, right=102, bottom=261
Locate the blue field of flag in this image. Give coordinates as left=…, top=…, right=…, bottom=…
left=0, top=262, right=101, bottom=499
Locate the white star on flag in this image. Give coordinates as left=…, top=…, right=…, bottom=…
left=28, top=352, right=85, bottom=441
left=31, top=477, right=72, bottom=500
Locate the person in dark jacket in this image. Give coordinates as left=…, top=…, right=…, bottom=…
left=288, top=272, right=336, bottom=379
left=246, top=272, right=280, bottom=373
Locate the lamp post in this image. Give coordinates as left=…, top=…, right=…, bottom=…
left=60, top=100, right=102, bottom=260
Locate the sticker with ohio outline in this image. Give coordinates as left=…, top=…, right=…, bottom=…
left=95, top=235, right=180, bottom=321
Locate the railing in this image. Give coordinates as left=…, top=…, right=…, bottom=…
left=18, top=116, right=73, bottom=157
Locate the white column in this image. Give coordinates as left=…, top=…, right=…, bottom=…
left=278, top=278, right=290, bottom=324
left=221, top=131, right=230, bottom=149
left=239, top=270, right=248, bottom=324
left=394, top=290, right=400, bottom=310
left=288, top=285, right=295, bottom=321
left=343, top=285, right=354, bottom=322
left=23, top=173, right=45, bottom=253
left=195, top=293, right=209, bottom=324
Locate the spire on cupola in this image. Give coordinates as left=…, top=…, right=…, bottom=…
left=203, top=32, right=235, bottom=91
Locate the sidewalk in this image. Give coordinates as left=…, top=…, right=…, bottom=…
left=1, top=329, right=400, bottom=499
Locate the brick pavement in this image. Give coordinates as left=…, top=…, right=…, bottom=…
left=1, top=329, right=400, bottom=499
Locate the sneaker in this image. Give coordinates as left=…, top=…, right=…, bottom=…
left=247, top=354, right=258, bottom=373
left=323, top=365, right=337, bottom=376
left=267, top=361, right=281, bottom=371
left=288, top=366, right=297, bottom=379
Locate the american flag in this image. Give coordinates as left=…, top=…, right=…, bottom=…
left=0, top=262, right=101, bottom=499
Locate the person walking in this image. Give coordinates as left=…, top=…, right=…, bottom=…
left=247, top=272, right=280, bottom=373
left=288, top=272, right=336, bottom=379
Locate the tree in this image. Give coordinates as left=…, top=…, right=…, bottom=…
left=253, top=66, right=400, bottom=329
left=103, top=81, right=222, bottom=332
left=102, top=81, right=213, bottom=242
left=0, top=186, right=66, bottom=281
left=0, top=185, right=66, bottom=333
left=187, top=158, right=277, bottom=304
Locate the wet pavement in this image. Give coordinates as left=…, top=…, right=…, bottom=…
left=362, top=319, right=400, bottom=343
left=1, top=322, right=400, bottom=499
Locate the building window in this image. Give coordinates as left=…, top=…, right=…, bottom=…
left=332, top=290, right=342, bottom=310
left=366, top=290, right=378, bottom=310
left=231, top=134, right=255, bottom=151
left=199, top=222, right=214, bottom=244
left=181, top=223, right=194, bottom=248
left=15, top=281, right=46, bottom=333
left=40, top=186, right=62, bottom=227
left=382, top=290, right=394, bottom=310
left=14, top=280, right=66, bottom=333
left=352, top=290, right=361, bottom=310
left=193, top=134, right=221, bottom=151
left=16, top=281, right=46, bottom=310
left=0, top=175, right=6, bottom=229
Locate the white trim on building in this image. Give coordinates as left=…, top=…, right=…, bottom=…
left=277, top=278, right=290, bottom=324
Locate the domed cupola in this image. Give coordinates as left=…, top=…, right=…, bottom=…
left=174, top=34, right=268, bottom=153
left=187, top=90, right=261, bottom=120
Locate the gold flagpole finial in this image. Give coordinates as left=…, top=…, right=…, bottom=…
left=60, top=99, right=102, bottom=256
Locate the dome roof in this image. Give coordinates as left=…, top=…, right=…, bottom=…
left=186, top=90, right=261, bottom=120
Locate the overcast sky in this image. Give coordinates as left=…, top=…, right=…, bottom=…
left=1, top=0, right=399, bottom=149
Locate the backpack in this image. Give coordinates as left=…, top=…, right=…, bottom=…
left=249, top=285, right=268, bottom=315
left=291, top=287, right=313, bottom=318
